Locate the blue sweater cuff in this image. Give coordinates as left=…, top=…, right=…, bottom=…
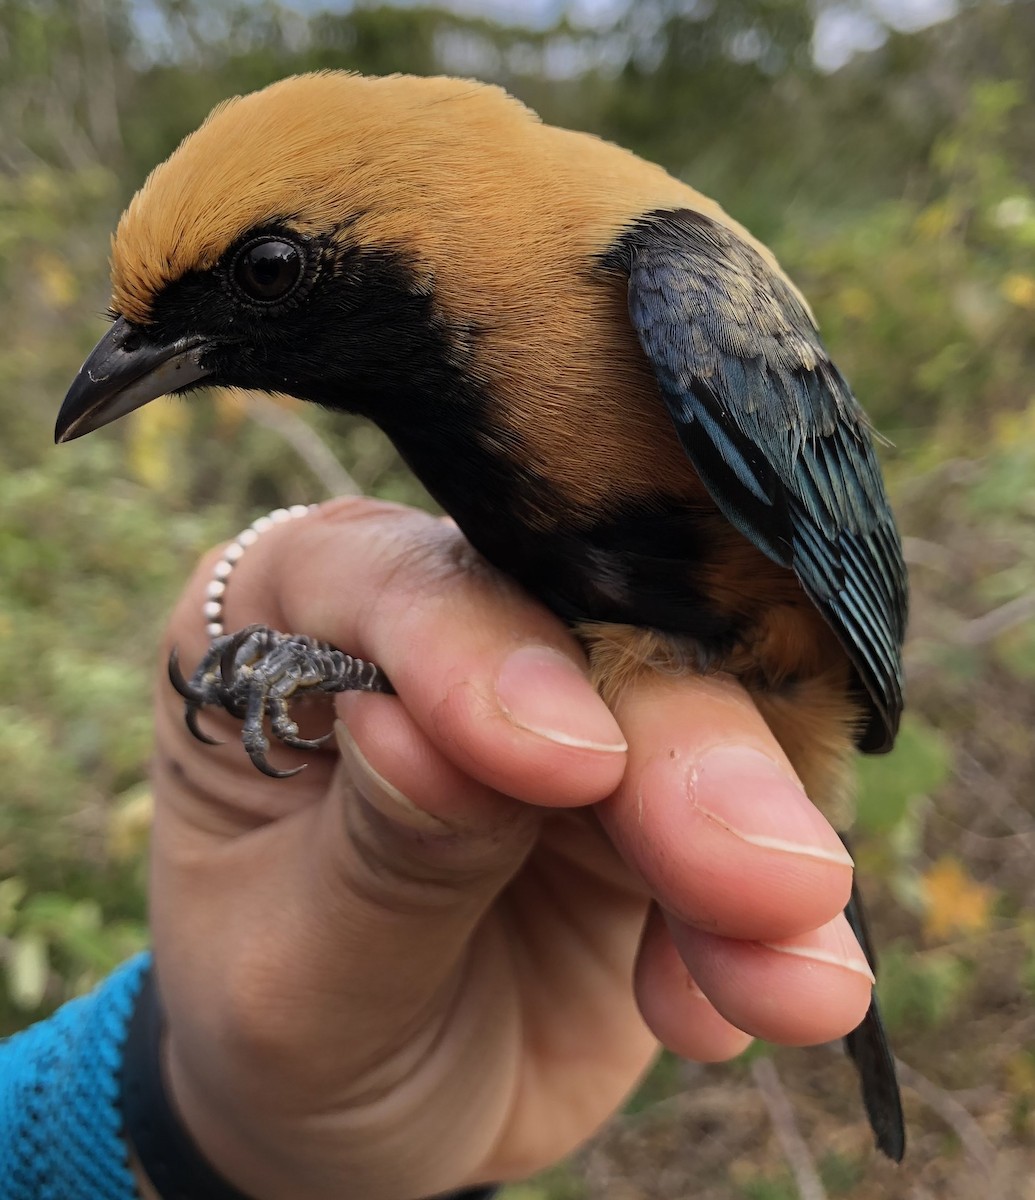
left=0, top=951, right=150, bottom=1200
left=0, top=953, right=498, bottom=1200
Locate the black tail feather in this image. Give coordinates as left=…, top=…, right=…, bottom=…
left=843, top=878, right=905, bottom=1161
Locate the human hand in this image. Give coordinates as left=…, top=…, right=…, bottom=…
left=145, top=497, right=872, bottom=1200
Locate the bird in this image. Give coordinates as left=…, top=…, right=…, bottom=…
left=55, top=71, right=908, bottom=1161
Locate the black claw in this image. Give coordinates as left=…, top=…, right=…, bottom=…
left=278, top=732, right=332, bottom=751
left=170, top=623, right=393, bottom=777
left=250, top=752, right=306, bottom=779
left=168, top=648, right=199, bottom=701
left=185, top=704, right=222, bottom=746
left=220, top=633, right=245, bottom=689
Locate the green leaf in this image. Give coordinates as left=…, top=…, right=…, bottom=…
left=504, top=1166, right=587, bottom=1200
left=993, top=621, right=1035, bottom=681
left=877, top=945, right=971, bottom=1031
left=819, top=1152, right=865, bottom=1195
left=0, top=877, right=26, bottom=936
left=7, top=930, right=48, bottom=1011
left=856, top=715, right=952, bottom=835
left=738, top=1172, right=798, bottom=1200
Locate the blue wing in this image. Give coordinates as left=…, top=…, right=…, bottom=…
left=604, top=209, right=907, bottom=752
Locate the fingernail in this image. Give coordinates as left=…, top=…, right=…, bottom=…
left=685, top=975, right=710, bottom=1002
left=763, top=919, right=875, bottom=983
left=495, top=646, right=627, bottom=753
left=690, top=746, right=854, bottom=866
left=334, top=722, right=451, bottom=833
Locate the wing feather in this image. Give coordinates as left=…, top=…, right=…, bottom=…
left=606, top=209, right=907, bottom=751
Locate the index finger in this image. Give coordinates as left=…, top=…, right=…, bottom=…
left=598, top=671, right=855, bottom=944
left=167, top=497, right=629, bottom=808
left=599, top=673, right=873, bottom=1047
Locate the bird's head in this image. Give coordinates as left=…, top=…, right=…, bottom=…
left=56, top=71, right=560, bottom=443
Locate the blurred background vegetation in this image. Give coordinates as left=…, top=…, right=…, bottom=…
left=1, top=0, right=1034, bottom=1195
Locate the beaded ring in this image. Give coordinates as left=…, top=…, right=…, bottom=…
left=203, top=503, right=318, bottom=638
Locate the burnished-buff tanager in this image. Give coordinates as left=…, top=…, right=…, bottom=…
left=56, top=72, right=908, bottom=1161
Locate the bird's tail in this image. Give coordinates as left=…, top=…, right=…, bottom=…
left=842, top=876, right=905, bottom=1161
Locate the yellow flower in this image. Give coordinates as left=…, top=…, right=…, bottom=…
left=1001, top=272, right=1035, bottom=310
left=920, top=856, right=996, bottom=941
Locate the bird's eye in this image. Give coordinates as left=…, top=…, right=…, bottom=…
left=232, top=239, right=303, bottom=303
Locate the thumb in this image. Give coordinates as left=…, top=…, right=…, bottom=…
left=153, top=692, right=538, bottom=1103
left=297, top=701, right=541, bottom=1038
left=150, top=696, right=542, bottom=1200
left=151, top=696, right=542, bottom=1180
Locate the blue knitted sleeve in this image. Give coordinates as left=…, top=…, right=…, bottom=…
left=0, top=952, right=499, bottom=1200
left=0, top=951, right=150, bottom=1200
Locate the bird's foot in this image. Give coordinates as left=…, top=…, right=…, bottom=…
left=168, top=623, right=395, bottom=777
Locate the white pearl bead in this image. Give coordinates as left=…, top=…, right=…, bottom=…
left=204, top=503, right=319, bottom=644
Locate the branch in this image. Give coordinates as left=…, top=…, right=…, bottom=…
left=954, top=751, right=1035, bottom=841
left=959, top=590, right=1035, bottom=646
left=905, top=589, right=1035, bottom=686
left=901, top=536, right=953, bottom=573
left=894, top=1059, right=996, bottom=1174
left=76, top=0, right=124, bottom=161
left=750, top=1057, right=828, bottom=1200
left=243, top=393, right=359, bottom=498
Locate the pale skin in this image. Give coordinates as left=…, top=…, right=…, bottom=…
left=138, top=497, right=875, bottom=1200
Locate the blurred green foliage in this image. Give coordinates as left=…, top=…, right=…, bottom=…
left=1, top=0, right=1034, bottom=1194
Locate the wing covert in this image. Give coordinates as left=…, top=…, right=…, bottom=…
left=604, top=208, right=907, bottom=751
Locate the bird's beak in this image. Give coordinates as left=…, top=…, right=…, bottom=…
left=55, top=316, right=212, bottom=443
